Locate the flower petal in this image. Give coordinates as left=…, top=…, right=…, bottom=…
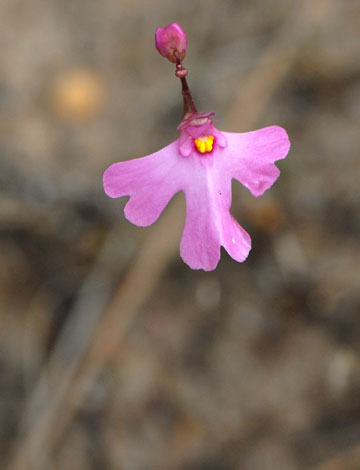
left=103, top=142, right=183, bottom=226
left=223, top=125, right=290, bottom=197
left=178, top=132, right=194, bottom=157
left=220, top=212, right=251, bottom=263
left=180, top=187, right=221, bottom=271
left=180, top=154, right=251, bottom=270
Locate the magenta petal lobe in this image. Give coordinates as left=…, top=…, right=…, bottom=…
left=179, top=154, right=252, bottom=271
left=103, top=142, right=183, bottom=227
left=220, top=213, right=251, bottom=263
left=224, top=125, right=290, bottom=197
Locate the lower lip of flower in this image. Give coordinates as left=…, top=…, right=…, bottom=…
left=194, top=135, right=214, bottom=153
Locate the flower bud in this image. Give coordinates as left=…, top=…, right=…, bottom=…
left=155, top=23, right=188, bottom=63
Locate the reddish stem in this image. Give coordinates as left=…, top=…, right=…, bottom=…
left=174, top=52, right=197, bottom=115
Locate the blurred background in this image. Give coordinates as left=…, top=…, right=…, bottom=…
left=1, top=0, right=360, bottom=469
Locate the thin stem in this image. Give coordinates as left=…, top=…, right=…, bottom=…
left=180, top=76, right=197, bottom=114
left=174, top=52, right=197, bottom=115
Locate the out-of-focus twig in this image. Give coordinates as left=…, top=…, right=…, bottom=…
left=7, top=1, right=336, bottom=469
left=7, top=197, right=184, bottom=470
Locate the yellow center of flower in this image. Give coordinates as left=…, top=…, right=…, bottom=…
left=194, top=135, right=214, bottom=154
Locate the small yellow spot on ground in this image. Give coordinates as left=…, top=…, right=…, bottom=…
left=51, top=68, right=105, bottom=120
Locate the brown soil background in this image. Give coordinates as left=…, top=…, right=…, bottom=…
left=1, top=0, right=360, bottom=469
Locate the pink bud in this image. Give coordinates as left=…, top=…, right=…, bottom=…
left=155, top=23, right=188, bottom=64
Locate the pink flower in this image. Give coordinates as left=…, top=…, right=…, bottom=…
left=103, top=112, right=290, bottom=271
left=104, top=23, right=290, bottom=270
left=155, top=23, right=188, bottom=63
